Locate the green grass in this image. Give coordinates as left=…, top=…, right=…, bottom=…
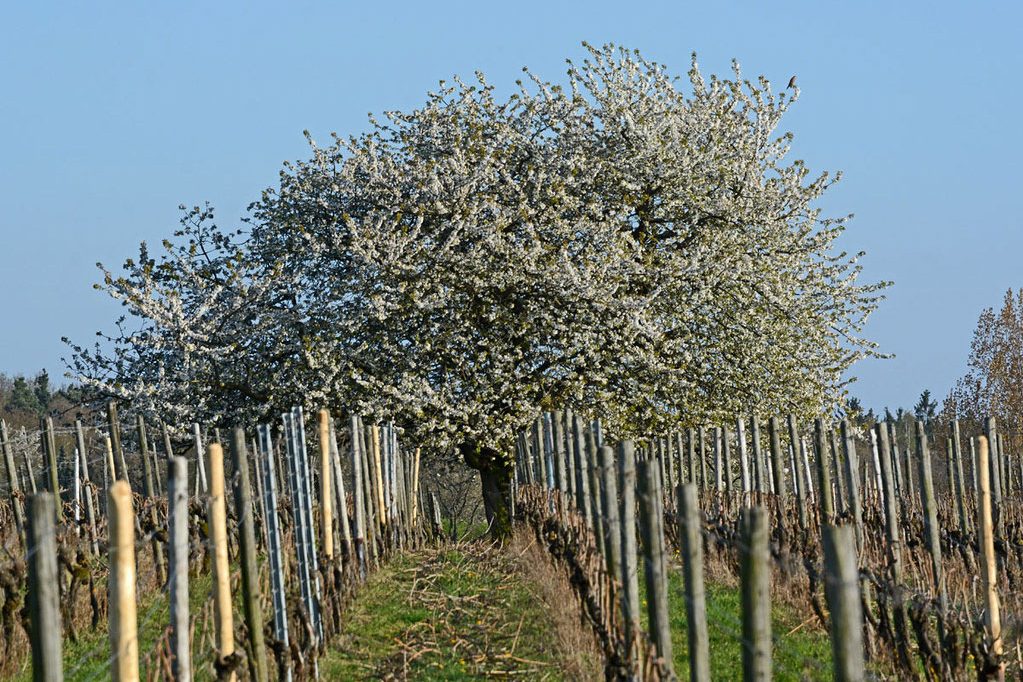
left=644, top=570, right=833, bottom=681
left=14, top=572, right=217, bottom=682
left=321, top=545, right=570, bottom=680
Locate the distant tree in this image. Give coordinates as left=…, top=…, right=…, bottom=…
left=34, top=370, right=51, bottom=413
left=6, top=376, right=41, bottom=414
left=948, top=288, right=1023, bottom=436
left=914, top=389, right=937, bottom=425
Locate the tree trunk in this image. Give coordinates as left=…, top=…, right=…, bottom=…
left=460, top=442, right=513, bottom=541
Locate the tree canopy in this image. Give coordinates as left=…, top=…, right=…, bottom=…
left=66, top=43, right=887, bottom=453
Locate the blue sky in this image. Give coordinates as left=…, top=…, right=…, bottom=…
left=1, top=2, right=1021, bottom=413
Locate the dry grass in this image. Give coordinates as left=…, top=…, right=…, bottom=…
left=506, top=532, right=604, bottom=681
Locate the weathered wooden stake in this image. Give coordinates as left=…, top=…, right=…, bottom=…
left=740, top=506, right=771, bottom=682
left=230, top=428, right=269, bottom=682
left=618, top=440, right=641, bottom=671
left=678, top=483, right=710, bottom=682
left=822, top=524, right=865, bottom=682
left=27, top=493, right=62, bottom=682
left=599, top=445, right=622, bottom=583
left=1, top=419, right=26, bottom=545
left=768, top=416, right=788, bottom=546
left=637, top=458, right=674, bottom=677
left=41, top=417, right=63, bottom=521
left=136, top=416, right=165, bottom=583
left=915, top=421, right=947, bottom=665
left=167, top=455, right=191, bottom=682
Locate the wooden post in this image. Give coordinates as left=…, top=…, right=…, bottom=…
left=740, top=506, right=771, bottom=681
left=915, top=421, right=947, bottom=659
left=328, top=418, right=353, bottom=561
left=109, top=480, right=139, bottom=682
left=687, top=427, right=696, bottom=485
left=1, top=419, right=26, bottom=545
left=349, top=416, right=368, bottom=575
left=27, top=493, right=62, bottom=682
left=192, top=424, right=208, bottom=494
left=586, top=427, right=605, bottom=556
left=768, top=416, right=788, bottom=545
left=951, top=419, right=971, bottom=535
left=712, top=426, right=723, bottom=493
left=207, top=443, right=235, bottom=681
left=737, top=417, right=750, bottom=502
left=167, top=456, right=191, bottom=682
left=977, top=436, right=1003, bottom=677
left=22, top=429, right=38, bottom=494
left=840, top=420, right=864, bottom=550
left=678, top=483, right=710, bottom=682
left=698, top=425, right=708, bottom=489
left=136, top=416, right=165, bottom=583
left=723, top=425, right=733, bottom=497
left=830, top=429, right=846, bottom=515
left=75, top=421, right=99, bottom=556
left=564, top=411, right=577, bottom=499
left=41, top=417, right=63, bottom=521
left=230, top=429, right=269, bottom=682
left=750, top=416, right=765, bottom=497
left=599, top=445, right=622, bottom=581
left=573, top=415, right=592, bottom=526
left=618, top=440, right=641, bottom=671
left=553, top=411, right=567, bottom=493
left=787, top=414, right=808, bottom=531
left=875, top=423, right=909, bottom=656
left=822, top=524, right=865, bottom=682
left=815, top=418, right=835, bottom=525
left=986, top=418, right=1003, bottom=537
left=637, top=459, right=674, bottom=677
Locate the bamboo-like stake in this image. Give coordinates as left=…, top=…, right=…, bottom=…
left=109, top=480, right=139, bottom=682
left=371, top=425, right=386, bottom=528
left=207, top=443, right=235, bottom=681
left=977, top=435, right=1003, bottom=675
left=317, top=410, right=335, bottom=561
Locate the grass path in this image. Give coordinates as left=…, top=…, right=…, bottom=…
left=322, top=542, right=590, bottom=680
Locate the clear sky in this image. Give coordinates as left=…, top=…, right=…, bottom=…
left=2, top=2, right=1021, bottom=413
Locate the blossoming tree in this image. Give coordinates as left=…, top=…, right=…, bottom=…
left=67, top=44, right=887, bottom=536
